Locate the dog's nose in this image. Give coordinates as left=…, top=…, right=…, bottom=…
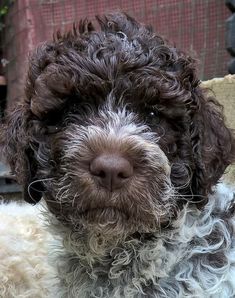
left=90, top=154, right=133, bottom=191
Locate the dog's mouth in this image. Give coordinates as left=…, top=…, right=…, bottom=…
left=79, top=206, right=129, bottom=224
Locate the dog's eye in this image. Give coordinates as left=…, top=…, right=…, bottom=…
left=46, top=126, right=60, bottom=134
left=146, top=109, right=160, bottom=126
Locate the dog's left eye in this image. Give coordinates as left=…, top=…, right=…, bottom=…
left=46, top=126, right=60, bottom=134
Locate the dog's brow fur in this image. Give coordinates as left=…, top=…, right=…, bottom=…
left=1, top=12, right=235, bottom=298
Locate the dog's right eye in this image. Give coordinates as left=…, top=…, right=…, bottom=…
left=145, top=109, right=161, bottom=126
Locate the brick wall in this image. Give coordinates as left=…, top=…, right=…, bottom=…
left=0, top=0, right=230, bottom=106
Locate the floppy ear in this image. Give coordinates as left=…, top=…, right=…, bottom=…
left=190, top=86, right=235, bottom=199
left=0, top=103, right=43, bottom=204
left=0, top=43, right=58, bottom=203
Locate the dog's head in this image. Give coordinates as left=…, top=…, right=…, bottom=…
left=1, top=13, right=235, bottom=238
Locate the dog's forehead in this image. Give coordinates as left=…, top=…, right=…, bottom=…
left=28, top=16, right=199, bottom=119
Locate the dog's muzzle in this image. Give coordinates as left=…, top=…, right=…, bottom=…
left=46, top=106, right=174, bottom=232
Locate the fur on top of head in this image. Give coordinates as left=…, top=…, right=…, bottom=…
left=0, top=12, right=235, bottom=235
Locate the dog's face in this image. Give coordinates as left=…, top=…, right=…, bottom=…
left=1, top=13, right=235, bottom=239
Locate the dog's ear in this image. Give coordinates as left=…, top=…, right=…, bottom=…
left=190, top=87, right=235, bottom=199
left=0, top=104, right=43, bottom=204
left=0, top=43, right=60, bottom=204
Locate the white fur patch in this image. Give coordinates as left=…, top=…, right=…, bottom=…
left=0, top=202, right=55, bottom=298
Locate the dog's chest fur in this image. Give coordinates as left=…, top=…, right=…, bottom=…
left=49, top=184, right=235, bottom=298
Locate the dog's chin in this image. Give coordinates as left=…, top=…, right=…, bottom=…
left=80, top=207, right=130, bottom=237
left=80, top=207, right=128, bottom=224
left=79, top=206, right=160, bottom=237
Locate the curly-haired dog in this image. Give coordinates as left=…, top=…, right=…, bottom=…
left=1, top=12, right=235, bottom=297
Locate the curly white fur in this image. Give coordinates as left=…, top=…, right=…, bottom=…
left=0, top=202, right=55, bottom=298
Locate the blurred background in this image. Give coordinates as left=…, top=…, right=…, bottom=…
left=0, top=0, right=234, bottom=199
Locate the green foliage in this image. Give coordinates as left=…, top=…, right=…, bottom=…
left=0, top=0, right=14, bottom=31
left=0, top=5, right=8, bottom=16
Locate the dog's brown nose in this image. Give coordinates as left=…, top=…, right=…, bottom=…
left=90, top=154, right=133, bottom=191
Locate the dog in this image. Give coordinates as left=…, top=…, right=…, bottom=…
left=1, top=12, right=235, bottom=297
